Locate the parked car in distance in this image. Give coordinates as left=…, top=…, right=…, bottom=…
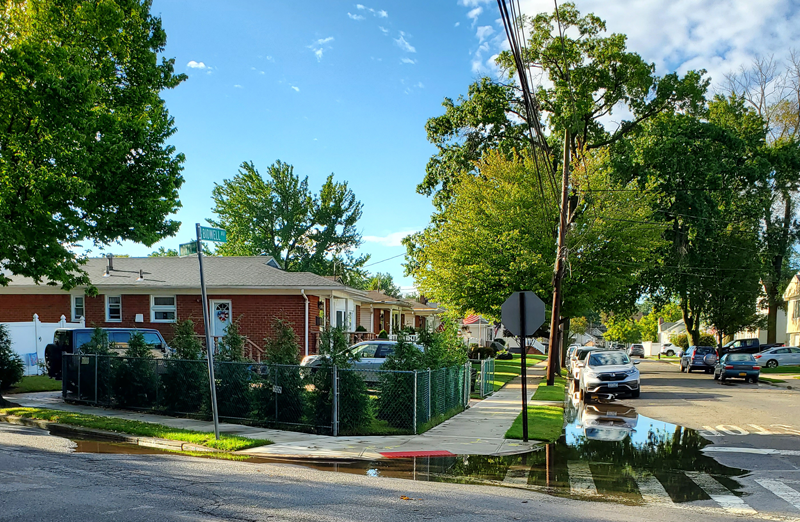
left=680, top=346, right=717, bottom=373
left=577, top=403, right=638, bottom=442
left=571, top=347, right=603, bottom=380
left=627, top=344, right=645, bottom=358
left=719, top=338, right=782, bottom=357
left=754, top=346, right=800, bottom=368
left=565, top=345, right=580, bottom=373
left=714, top=353, right=760, bottom=383
left=579, top=350, right=641, bottom=400
left=300, top=340, right=424, bottom=383
left=660, top=343, right=678, bottom=357
left=45, top=328, right=170, bottom=379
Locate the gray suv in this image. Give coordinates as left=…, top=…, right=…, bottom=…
left=45, top=328, right=170, bottom=379
left=300, top=340, right=424, bottom=383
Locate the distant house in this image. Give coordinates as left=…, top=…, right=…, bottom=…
left=0, top=256, right=442, bottom=361
left=784, top=275, right=800, bottom=346
left=658, top=319, right=687, bottom=345
left=460, top=315, right=495, bottom=346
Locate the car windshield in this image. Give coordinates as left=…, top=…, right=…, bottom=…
left=728, top=353, right=755, bottom=362
left=588, top=352, right=630, bottom=366
left=694, top=346, right=715, bottom=355
left=577, top=349, right=597, bottom=360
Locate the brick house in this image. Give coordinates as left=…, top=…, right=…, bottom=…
left=0, top=256, right=443, bottom=360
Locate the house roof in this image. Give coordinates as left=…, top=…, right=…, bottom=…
left=2, top=256, right=353, bottom=291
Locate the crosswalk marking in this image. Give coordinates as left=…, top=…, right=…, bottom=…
left=754, top=479, right=800, bottom=512
left=567, top=461, right=597, bottom=496
left=633, top=471, right=674, bottom=506
left=703, top=446, right=800, bottom=457
left=686, top=471, right=757, bottom=515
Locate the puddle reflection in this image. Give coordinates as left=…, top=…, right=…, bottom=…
left=70, top=392, right=746, bottom=506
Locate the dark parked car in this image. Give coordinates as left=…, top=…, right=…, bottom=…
left=627, top=344, right=645, bottom=358
left=714, top=353, right=760, bottom=383
left=45, top=328, right=170, bottom=379
left=680, top=346, right=717, bottom=373
left=719, top=338, right=783, bottom=357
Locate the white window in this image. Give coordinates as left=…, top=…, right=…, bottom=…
left=72, top=295, right=85, bottom=322
left=794, top=300, right=800, bottom=320
left=106, top=295, right=122, bottom=322
left=151, top=295, right=177, bottom=323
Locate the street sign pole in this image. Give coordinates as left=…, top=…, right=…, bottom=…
left=519, top=292, right=528, bottom=442
left=196, top=223, right=220, bottom=440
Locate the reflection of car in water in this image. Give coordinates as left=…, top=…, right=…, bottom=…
left=577, top=403, right=638, bottom=442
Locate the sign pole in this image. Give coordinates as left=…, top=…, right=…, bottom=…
left=197, top=223, right=220, bottom=440
left=520, top=291, right=528, bottom=442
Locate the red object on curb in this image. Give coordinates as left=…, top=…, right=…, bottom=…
left=380, top=451, right=456, bottom=458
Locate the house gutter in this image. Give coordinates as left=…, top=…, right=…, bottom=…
left=301, top=289, right=309, bottom=357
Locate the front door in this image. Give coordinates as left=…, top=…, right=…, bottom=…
left=211, top=300, right=232, bottom=337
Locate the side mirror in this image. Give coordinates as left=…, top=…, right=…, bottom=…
left=633, top=360, right=641, bottom=365
left=577, top=362, right=585, bottom=368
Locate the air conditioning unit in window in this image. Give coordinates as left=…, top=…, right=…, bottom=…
left=135, top=314, right=144, bottom=323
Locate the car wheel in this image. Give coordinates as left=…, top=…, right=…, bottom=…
left=687, top=365, right=693, bottom=373
left=720, top=374, right=726, bottom=382
left=667, top=350, right=675, bottom=357
left=713, top=371, right=719, bottom=381
left=766, top=359, right=778, bottom=369
left=680, top=363, right=686, bottom=373
left=752, top=376, right=759, bottom=384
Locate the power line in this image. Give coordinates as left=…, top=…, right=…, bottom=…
left=363, top=253, right=405, bottom=268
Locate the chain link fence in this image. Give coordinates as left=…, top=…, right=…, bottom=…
left=62, top=354, right=469, bottom=436
left=470, top=358, right=496, bottom=398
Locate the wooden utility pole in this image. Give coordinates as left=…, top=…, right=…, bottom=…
left=546, top=129, right=571, bottom=386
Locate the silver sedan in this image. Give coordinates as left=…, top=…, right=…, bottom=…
left=754, top=346, right=800, bottom=369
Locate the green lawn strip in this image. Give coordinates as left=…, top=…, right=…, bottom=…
left=0, top=408, right=271, bottom=451
left=761, top=366, right=800, bottom=374
left=505, top=405, right=564, bottom=442
left=758, top=377, right=787, bottom=383
left=8, top=376, right=62, bottom=394
left=532, top=375, right=566, bottom=401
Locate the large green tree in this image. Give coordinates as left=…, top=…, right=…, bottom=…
left=0, top=0, right=185, bottom=289
left=209, top=160, right=367, bottom=277
left=611, top=98, right=768, bottom=345
left=404, top=150, right=662, bottom=322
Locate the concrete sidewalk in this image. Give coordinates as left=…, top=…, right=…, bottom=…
left=5, top=363, right=549, bottom=460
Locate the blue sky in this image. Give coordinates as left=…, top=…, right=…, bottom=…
left=108, top=0, right=800, bottom=289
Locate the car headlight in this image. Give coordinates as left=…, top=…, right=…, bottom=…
left=624, top=368, right=638, bottom=375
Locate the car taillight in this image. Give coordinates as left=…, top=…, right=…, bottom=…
left=725, top=365, right=734, bottom=369
left=754, top=355, right=762, bottom=359
left=753, top=366, right=760, bottom=370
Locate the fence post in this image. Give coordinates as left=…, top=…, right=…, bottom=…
left=274, top=365, right=279, bottom=421
left=427, top=368, right=431, bottom=423
left=464, top=362, right=469, bottom=407
left=94, top=354, right=98, bottom=404
left=332, top=365, right=339, bottom=436
left=77, top=353, right=81, bottom=401
left=413, top=370, right=418, bottom=435
left=61, top=355, right=66, bottom=399
left=154, top=359, right=159, bottom=408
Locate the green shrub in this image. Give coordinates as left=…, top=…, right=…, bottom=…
left=377, top=333, right=423, bottom=430
left=355, top=325, right=367, bottom=332
left=698, top=333, right=717, bottom=347
left=417, top=318, right=468, bottom=369
left=161, top=319, right=207, bottom=414
left=377, top=329, right=389, bottom=339
left=77, top=328, right=115, bottom=402
left=670, top=333, right=717, bottom=349
left=254, top=318, right=303, bottom=424
left=213, top=319, right=253, bottom=419
left=0, top=325, right=24, bottom=391
left=468, top=346, right=496, bottom=360
left=113, top=332, right=158, bottom=408
left=309, top=327, right=371, bottom=433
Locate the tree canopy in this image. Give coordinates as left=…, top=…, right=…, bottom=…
left=0, top=0, right=186, bottom=289
left=209, top=160, right=367, bottom=277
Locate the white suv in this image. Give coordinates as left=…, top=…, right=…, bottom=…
left=579, top=350, right=641, bottom=400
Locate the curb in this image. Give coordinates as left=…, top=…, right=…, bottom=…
left=0, top=414, right=220, bottom=453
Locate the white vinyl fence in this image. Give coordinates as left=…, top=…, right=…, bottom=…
left=2, top=314, right=84, bottom=375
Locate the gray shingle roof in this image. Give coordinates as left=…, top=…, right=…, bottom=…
left=4, top=256, right=352, bottom=290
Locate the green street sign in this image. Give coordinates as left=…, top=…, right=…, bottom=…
left=179, top=242, right=197, bottom=256
left=199, top=226, right=227, bottom=242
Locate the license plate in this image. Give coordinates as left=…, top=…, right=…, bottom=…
left=608, top=382, right=618, bottom=388
left=739, top=373, right=746, bottom=376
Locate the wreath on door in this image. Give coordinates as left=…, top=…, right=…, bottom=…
left=216, top=308, right=230, bottom=322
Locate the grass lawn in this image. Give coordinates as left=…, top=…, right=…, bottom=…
left=7, top=375, right=62, bottom=394
left=759, top=377, right=787, bottom=384
left=761, top=366, right=800, bottom=374
left=532, top=374, right=567, bottom=401
left=0, top=407, right=270, bottom=451
left=505, top=405, right=564, bottom=442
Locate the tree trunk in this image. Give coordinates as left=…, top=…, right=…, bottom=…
left=546, top=129, right=571, bottom=386
left=560, top=317, right=570, bottom=368
left=766, top=196, right=792, bottom=344
left=682, top=308, right=699, bottom=346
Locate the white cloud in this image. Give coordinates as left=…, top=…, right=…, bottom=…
left=458, top=0, right=490, bottom=6
left=476, top=25, right=494, bottom=43
left=355, top=4, right=388, bottom=18
left=186, top=60, right=207, bottom=69
left=314, top=48, right=324, bottom=61
left=376, top=9, right=388, bottom=18
left=417, top=82, right=425, bottom=88
left=400, top=57, right=417, bottom=64
left=234, top=84, right=242, bottom=88
left=260, top=71, right=265, bottom=75
left=363, top=230, right=418, bottom=247
left=394, top=33, right=416, bottom=53
left=314, top=36, right=335, bottom=45
left=455, top=22, right=461, bottom=27
left=379, top=26, right=389, bottom=34
left=356, top=3, right=366, bottom=8
left=291, top=85, right=300, bottom=92
left=467, top=6, right=483, bottom=26
left=309, top=37, right=334, bottom=62
left=265, top=55, right=275, bottom=62
left=348, top=12, right=365, bottom=20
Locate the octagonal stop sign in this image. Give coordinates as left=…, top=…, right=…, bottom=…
left=501, top=291, right=545, bottom=337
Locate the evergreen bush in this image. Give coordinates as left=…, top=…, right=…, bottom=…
left=161, top=319, right=207, bottom=414
left=113, top=332, right=158, bottom=408
left=377, top=329, right=389, bottom=339
left=213, top=318, right=253, bottom=419
left=377, top=333, right=423, bottom=430
left=78, top=328, right=115, bottom=402
left=0, top=325, right=24, bottom=391
left=254, top=318, right=303, bottom=424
